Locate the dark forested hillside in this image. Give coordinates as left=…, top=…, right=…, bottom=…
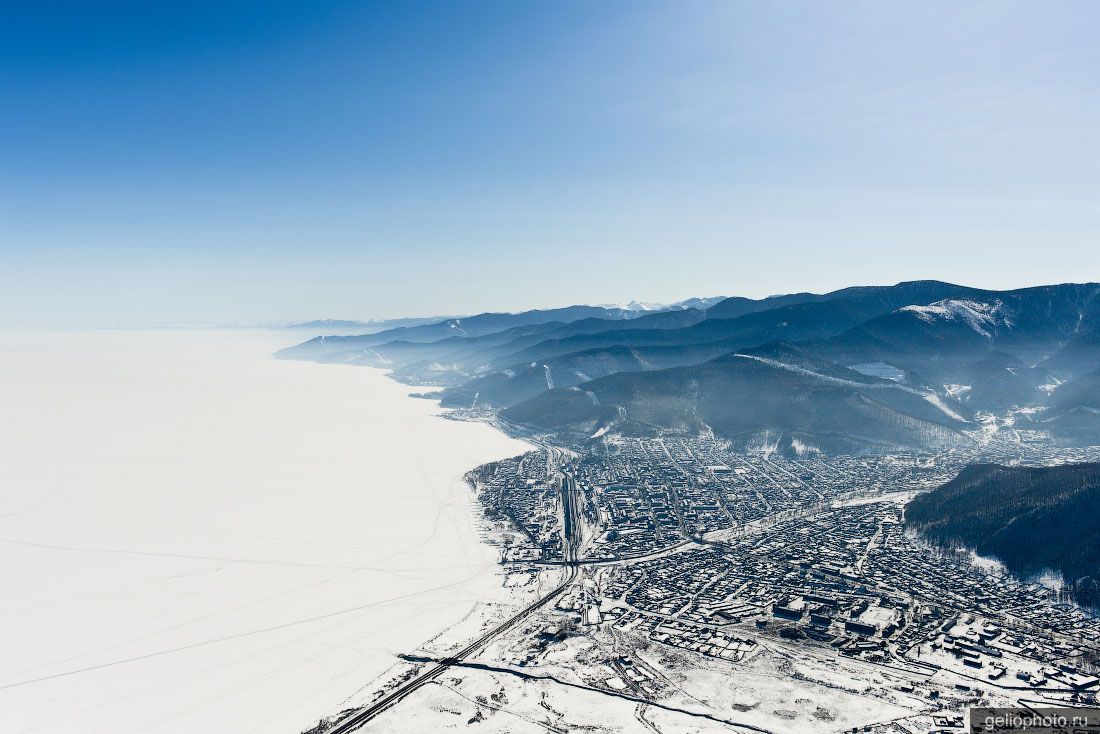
left=501, top=342, right=970, bottom=454
left=905, top=463, right=1100, bottom=605
left=1042, top=368, right=1100, bottom=445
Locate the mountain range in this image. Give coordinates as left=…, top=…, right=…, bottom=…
left=276, top=280, right=1100, bottom=455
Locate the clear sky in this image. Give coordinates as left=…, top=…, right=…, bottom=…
left=2, top=0, right=1098, bottom=326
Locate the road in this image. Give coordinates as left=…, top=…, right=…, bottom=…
left=325, top=448, right=582, bottom=733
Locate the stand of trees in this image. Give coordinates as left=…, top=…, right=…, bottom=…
left=906, top=463, right=1100, bottom=609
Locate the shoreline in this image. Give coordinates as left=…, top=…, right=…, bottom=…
left=300, top=365, right=549, bottom=734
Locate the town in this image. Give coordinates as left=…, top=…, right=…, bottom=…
left=453, top=430, right=1100, bottom=731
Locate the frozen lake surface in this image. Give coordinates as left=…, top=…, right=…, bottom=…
left=0, top=329, right=530, bottom=734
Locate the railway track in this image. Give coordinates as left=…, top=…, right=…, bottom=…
left=326, top=565, right=577, bottom=733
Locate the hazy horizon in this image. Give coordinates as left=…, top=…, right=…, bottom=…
left=6, top=275, right=1100, bottom=330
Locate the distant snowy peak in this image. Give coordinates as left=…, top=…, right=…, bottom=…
left=899, top=299, right=1010, bottom=337
left=620, top=300, right=667, bottom=312
left=599, top=296, right=727, bottom=312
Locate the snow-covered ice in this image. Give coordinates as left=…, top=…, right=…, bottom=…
left=0, top=329, right=530, bottom=734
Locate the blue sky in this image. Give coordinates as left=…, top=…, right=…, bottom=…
left=2, top=1, right=1098, bottom=326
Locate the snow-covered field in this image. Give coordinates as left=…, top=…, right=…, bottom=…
left=0, top=329, right=530, bottom=734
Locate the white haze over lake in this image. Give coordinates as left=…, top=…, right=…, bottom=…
left=0, top=329, right=530, bottom=734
